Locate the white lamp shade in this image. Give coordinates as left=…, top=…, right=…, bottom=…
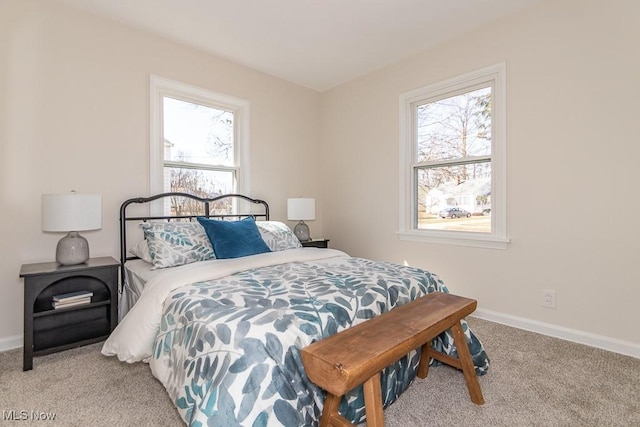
left=42, top=193, right=102, bottom=232
left=287, top=198, right=315, bottom=221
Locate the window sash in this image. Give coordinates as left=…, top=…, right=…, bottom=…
left=162, top=96, right=236, bottom=168
left=413, top=154, right=492, bottom=169
left=413, top=159, right=491, bottom=230
left=163, top=160, right=238, bottom=174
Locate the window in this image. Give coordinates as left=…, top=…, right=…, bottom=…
left=399, top=64, right=508, bottom=249
left=150, top=76, right=249, bottom=215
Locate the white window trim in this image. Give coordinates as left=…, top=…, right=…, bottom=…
left=398, top=63, right=509, bottom=249
left=149, top=75, right=250, bottom=213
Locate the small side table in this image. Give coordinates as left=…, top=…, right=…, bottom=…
left=301, top=239, right=330, bottom=248
left=20, top=256, right=119, bottom=371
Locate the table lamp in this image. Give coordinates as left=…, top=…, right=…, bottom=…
left=42, top=191, right=102, bottom=265
left=287, top=198, right=315, bottom=242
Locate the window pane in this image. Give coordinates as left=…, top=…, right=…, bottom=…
left=163, top=97, right=234, bottom=166
left=416, top=163, right=491, bottom=233
left=164, top=167, right=234, bottom=197
left=416, top=86, right=491, bottom=163
left=161, top=193, right=234, bottom=217
left=162, top=167, right=234, bottom=216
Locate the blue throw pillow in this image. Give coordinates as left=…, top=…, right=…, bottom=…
left=196, top=216, right=271, bottom=259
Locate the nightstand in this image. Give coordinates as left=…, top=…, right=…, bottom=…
left=19, top=256, right=119, bottom=371
left=301, top=239, right=330, bottom=248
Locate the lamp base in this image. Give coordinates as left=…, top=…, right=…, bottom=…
left=56, top=231, right=90, bottom=265
left=293, top=221, right=311, bottom=242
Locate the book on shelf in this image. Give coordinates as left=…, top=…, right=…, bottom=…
left=52, top=290, right=93, bottom=303
left=52, top=298, right=92, bottom=309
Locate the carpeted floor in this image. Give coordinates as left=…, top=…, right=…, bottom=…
left=1, top=318, right=638, bottom=426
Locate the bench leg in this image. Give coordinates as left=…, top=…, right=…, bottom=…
left=319, top=374, right=385, bottom=427
left=451, top=322, right=485, bottom=405
left=320, top=392, right=343, bottom=427
left=363, top=372, right=385, bottom=427
left=417, top=341, right=431, bottom=379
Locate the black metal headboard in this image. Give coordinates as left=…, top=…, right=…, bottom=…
left=119, top=192, right=269, bottom=291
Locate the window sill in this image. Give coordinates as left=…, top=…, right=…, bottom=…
left=397, top=230, right=510, bottom=250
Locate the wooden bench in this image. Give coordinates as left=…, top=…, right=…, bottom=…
left=300, top=292, right=484, bottom=427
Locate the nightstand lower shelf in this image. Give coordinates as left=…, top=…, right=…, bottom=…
left=34, top=323, right=110, bottom=356
left=33, top=315, right=111, bottom=353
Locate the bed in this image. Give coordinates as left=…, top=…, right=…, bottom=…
left=102, top=192, right=489, bottom=427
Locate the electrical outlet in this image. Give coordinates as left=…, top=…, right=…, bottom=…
left=542, top=289, right=556, bottom=309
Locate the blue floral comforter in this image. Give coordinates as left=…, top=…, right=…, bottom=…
left=144, top=250, right=489, bottom=426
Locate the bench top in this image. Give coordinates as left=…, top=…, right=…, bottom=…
left=301, top=292, right=477, bottom=396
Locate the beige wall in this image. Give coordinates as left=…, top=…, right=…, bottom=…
left=321, top=0, right=640, bottom=347
left=0, top=0, right=322, bottom=342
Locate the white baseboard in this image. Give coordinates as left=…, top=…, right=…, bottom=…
left=0, top=335, right=22, bottom=352
left=472, top=308, right=640, bottom=359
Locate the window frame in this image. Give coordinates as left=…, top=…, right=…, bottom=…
left=398, top=63, right=508, bottom=249
left=149, top=75, right=250, bottom=214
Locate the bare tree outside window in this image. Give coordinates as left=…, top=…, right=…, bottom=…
left=415, top=86, right=492, bottom=232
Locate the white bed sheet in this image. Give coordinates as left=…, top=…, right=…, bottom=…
left=121, top=259, right=154, bottom=320
left=121, top=258, right=235, bottom=320
left=121, top=259, right=210, bottom=320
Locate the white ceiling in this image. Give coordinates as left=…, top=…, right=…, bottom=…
left=54, top=0, right=542, bottom=92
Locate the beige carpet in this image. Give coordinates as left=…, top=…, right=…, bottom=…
left=1, top=318, right=638, bottom=426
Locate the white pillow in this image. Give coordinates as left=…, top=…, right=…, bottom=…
left=129, top=240, right=153, bottom=264
left=256, top=221, right=302, bottom=251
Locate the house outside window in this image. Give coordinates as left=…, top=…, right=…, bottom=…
left=399, top=64, right=508, bottom=249
left=150, top=76, right=249, bottom=216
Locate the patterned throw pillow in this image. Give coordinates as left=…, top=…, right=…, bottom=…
left=256, top=221, right=302, bottom=251
left=142, top=222, right=216, bottom=269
